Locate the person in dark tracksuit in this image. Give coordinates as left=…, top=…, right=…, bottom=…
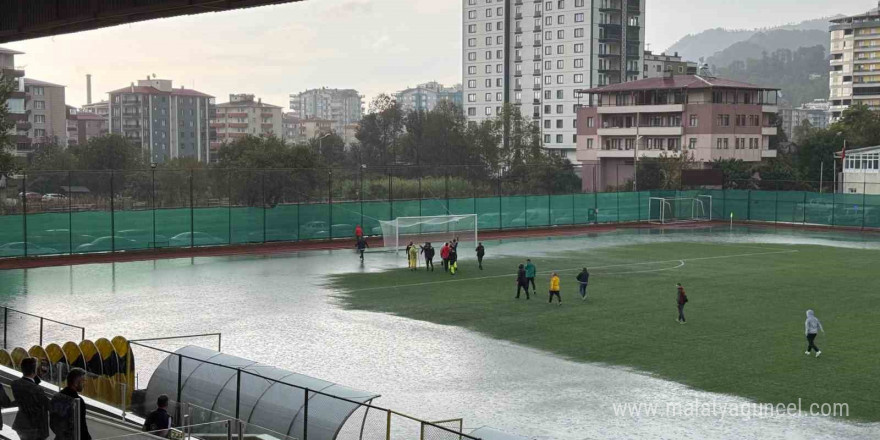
left=356, top=237, right=368, bottom=261
left=448, top=245, right=458, bottom=275
left=143, top=394, right=172, bottom=437
left=475, top=243, right=485, bottom=270
left=804, top=309, right=825, bottom=357
left=515, top=264, right=530, bottom=299
left=421, top=243, right=435, bottom=271
left=576, top=268, right=590, bottom=300
left=676, top=283, right=688, bottom=324
left=12, top=357, right=50, bottom=440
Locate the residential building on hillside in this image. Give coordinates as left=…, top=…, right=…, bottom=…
left=829, top=4, right=880, bottom=121
left=288, top=88, right=363, bottom=134
left=210, top=94, right=283, bottom=162
left=281, top=113, right=302, bottom=142
left=778, top=99, right=830, bottom=141
left=300, top=118, right=333, bottom=140
left=462, top=0, right=646, bottom=162
left=576, top=74, right=779, bottom=191
left=108, top=78, right=214, bottom=164
left=836, top=145, right=880, bottom=194
left=642, top=50, right=697, bottom=78
left=23, top=78, right=68, bottom=152
left=395, top=82, right=464, bottom=112
left=0, top=47, right=29, bottom=154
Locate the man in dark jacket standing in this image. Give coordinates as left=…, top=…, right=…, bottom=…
left=11, top=357, right=50, bottom=440
left=576, top=268, right=590, bottom=300
left=50, top=368, right=90, bottom=440
left=421, top=243, right=435, bottom=271
left=475, top=243, right=485, bottom=270
left=515, top=264, right=530, bottom=300
left=676, top=283, right=688, bottom=324
left=143, top=394, right=172, bottom=437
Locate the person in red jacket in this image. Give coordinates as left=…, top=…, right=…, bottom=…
left=354, top=225, right=363, bottom=239
left=440, top=242, right=450, bottom=272
left=676, top=283, right=688, bottom=324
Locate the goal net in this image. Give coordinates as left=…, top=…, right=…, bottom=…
left=379, top=214, right=478, bottom=252
left=648, top=196, right=713, bottom=224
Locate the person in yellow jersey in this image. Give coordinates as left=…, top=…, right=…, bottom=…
left=549, top=272, right=561, bottom=305
left=407, top=241, right=418, bottom=270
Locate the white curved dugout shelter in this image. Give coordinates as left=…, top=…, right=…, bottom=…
left=144, top=346, right=379, bottom=440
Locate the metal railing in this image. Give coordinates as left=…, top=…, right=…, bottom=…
left=1, top=306, right=86, bottom=349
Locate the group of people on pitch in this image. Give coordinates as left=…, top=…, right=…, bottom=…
left=514, top=259, right=591, bottom=304
left=403, top=238, right=486, bottom=275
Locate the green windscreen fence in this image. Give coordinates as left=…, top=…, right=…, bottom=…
left=4, top=187, right=880, bottom=258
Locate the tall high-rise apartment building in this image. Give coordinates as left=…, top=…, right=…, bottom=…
left=108, top=78, right=214, bottom=163
left=288, top=88, right=363, bottom=135
left=23, top=78, right=68, bottom=151
left=462, top=0, right=645, bottom=161
left=0, top=47, right=29, bottom=154
left=829, top=3, right=880, bottom=121
left=395, top=82, right=464, bottom=112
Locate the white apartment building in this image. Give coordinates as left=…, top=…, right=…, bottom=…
left=288, top=88, right=363, bottom=135
left=829, top=3, right=880, bottom=121
left=462, top=0, right=645, bottom=161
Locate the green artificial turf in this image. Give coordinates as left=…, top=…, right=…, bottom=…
left=330, top=241, right=880, bottom=421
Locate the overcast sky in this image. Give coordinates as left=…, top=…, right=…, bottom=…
left=2, top=0, right=874, bottom=109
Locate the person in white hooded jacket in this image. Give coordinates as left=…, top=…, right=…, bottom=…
left=805, top=309, right=825, bottom=357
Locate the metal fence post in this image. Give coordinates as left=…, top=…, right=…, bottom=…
left=226, top=419, right=232, bottom=440
left=176, top=354, right=183, bottom=424
left=303, top=388, right=308, bottom=440
left=234, top=369, right=241, bottom=420
left=385, top=410, right=391, bottom=440
left=110, top=170, right=116, bottom=252
left=39, top=317, right=43, bottom=346
left=3, top=307, right=7, bottom=349
left=68, top=170, right=73, bottom=254
left=262, top=171, right=267, bottom=243
left=328, top=170, right=333, bottom=238
left=862, top=182, right=867, bottom=230
left=189, top=170, right=195, bottom=248
left=22, top=173, right=27, bottom=257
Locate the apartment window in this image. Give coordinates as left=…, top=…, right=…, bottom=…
left=485, top=65, right=492, bottom=73
left=496, top=92, right=503, bottom=101
left=485, top=51, right=492, bottom=60
left=557, top=45, right=564, bottom=54
left=724, top=138, right=729, bottom=149
left=556, top=134, right=563, bottom=143
left=587, top=117, right=594, bottom=127
left=574, top=43, right=584, bottom=53
left=34, top=115, right=45, bottom=124
left=544, top=120, right=551, bottom=129
left=556, top=119, right=563, bottom=128
left=468, top=10, right=476, bottom=19
left=545, top=16, right=552, bottom=25
left=468, top=24, right=476, bottom=33
left=31, top=87, right=44, bottom=96
left=574, top=58, right=584, bottom=68
left=716, top=114, right=730, bottom=126
left=545, top=105, right=551, bottom=113
left=556, top=75, right=564, bottom=84
left=468, top=52, right=477, bottom=61
left=486, top=22, right=492, bottom=31
left=688, top=138, right=697, bottom=150
left=468, top=94, right=477, bottom=103
left=34, top=129, right=45, bottom=137
left=33, top=101, right=45, bottom=110
left=497, top=21, right=504, bottom=30
left=557, top=30, right=564, bottom=40
left=556, top=104, right=563, bottom=113
left=468, top=66, right=477, bottom=74
left=469, top=38, right=477, bottom=47
left=468, top=80, right=477, bottom=88
left=544, top=75, right=552, bottom=85
left=575, top=13, right=584, bottom=22
left=497, top=7, right=503, bottom=16
left=486, top=8, right=492, bottom=17
left=468, top=107, right=477, bottom=116
left=557, top=60, right=564, bottom=69
left=545, top=1, right=552, bottom=11
left=534, top=91, right=542, bottom=99
left=496, top=64, right=504, bottom=73
left=485, top=79, right=492, bottom=87
left=558, top=15, right=565, bottom=25
left=574, top=74, right=584, bottom=83
left=574, top=28, right=584, bottom=38
left=497, top=35, right=503, bottom=44
left=544, top=46, right=552, bottom=55
left=468, top=0, right=476, bottom=5
left=544, top=60, right=552, bottom=71
left=485, top=37, right=492, bottom=46
left=544, top=90, right=552, bottom=99
left=556, top=90, right=563, bottom=99
left=485, top=107, right=492, bottom=116
left=485, top=92, right=492, bottom=101
left=545, top=30, right=552, bottom=41
left=572, top=119, right=577, bottom=128
left=496, top=50, right=503, bottom=59
left=586, top=138, right=593, bottom=149
left=496, top=78, right=503, bottom=86
left=545, top=134, right=551, bottom=143
left=689, top=114, right=698, bottom=127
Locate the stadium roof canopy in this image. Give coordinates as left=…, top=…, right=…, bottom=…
left=0, top=0, right=303, bottom=44
left=145, top=346, right=380, bottom=440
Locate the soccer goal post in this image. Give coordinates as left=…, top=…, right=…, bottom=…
left=379, top=214, right=478, bottom=252
left=648, top=196, right=713, bottom=224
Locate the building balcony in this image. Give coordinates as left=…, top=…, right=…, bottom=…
left=210, top=122, right=226, bottom=128
left=599, top=34, right=622, bottom=43
left=533, top=84, right=542, bottom=90
left=598, top=148, right=681, bottom=159
left=533, top=55, right=541, bottom=61
left=515, top=14, right=523, bottom=20
left=8, top=112, right=28, bottom=122
left=598, top=52, right=621, bottom=58
left=260, top=113, right=274, bottom=118
left=596, top=104, right=685, bottom=114
left=515, top=56, right=523, bottom=62
left=0, top=68, right=25, bottom=78
left=533, top=40, right=542, bottom=46
left=15, top=121, right=31, bottom=131
left=533, top=69, right=541, bottom=75
left=627, top=3, right=641, bottom=13
left=514, top=86, right=522, bottom=91
left=762, top=149, right=778, bottom=158
left=514, top=0, right=523, bottom=4
left=228, top=132, right=247, bottom=138
left=533, top=99, right=541, bottom=105
left=210, top=141, right=223, bottom=149
left=534, top=11, right=541, bottom=17
left=762, top=126, right=778, bottom=136
left=533, top=113, right=541, bottom=119
left=227, top=112, right=247, bottom=118
left=534, top=25, right=541, bottom=32
left=515, top=71, right=523, bottom=77
left=261, top=123, right=274, bottom=129
left=228, top=122, right=248, bottom=128
left=599, top=4, right=622, bottom=12
left=515, top=42, right=523, bottom=49
left=597, top=126, right=683, bottom=136
left=122, top=123, right=141, bottom=130
left=762, top=105, right=778, bottom=114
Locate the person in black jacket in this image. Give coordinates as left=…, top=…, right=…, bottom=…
left=421, top=243, right=435, bottom=271
left=576, top=268, right=590, bottom=300
left=50, top=368, right=90, bottom=440
left=143, top=394, right=172, bottom=437
left=515, top=264, right=530, bottom=300
left=475, top=243, right=485, bottom=270
left=11, top=357, right=50, bottom=440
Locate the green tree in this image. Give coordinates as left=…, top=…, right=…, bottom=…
left=711, top=158, right=754, bottom=188
left=28, top=140, right=75, bottom=170
left=355, top=94, right=404, bottom=166
left=69, top=134, right=147, bottom=170
left=0, top=74, right=21, bottom=175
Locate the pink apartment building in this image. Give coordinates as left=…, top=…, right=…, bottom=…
left=575, top=74, right=779, bottom=191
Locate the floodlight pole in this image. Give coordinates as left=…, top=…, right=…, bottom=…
left=819, top=161, right=824, bottom=193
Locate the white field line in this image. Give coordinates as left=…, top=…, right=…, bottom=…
left=343, top=249, right=798, bottom=292
left=592, top=260, right=685, bottom=275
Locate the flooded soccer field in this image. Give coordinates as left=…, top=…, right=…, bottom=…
left=0, top=225, right=878, bottom=439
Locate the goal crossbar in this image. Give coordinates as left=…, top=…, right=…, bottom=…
left=379, top=214, right=478, bottom=252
